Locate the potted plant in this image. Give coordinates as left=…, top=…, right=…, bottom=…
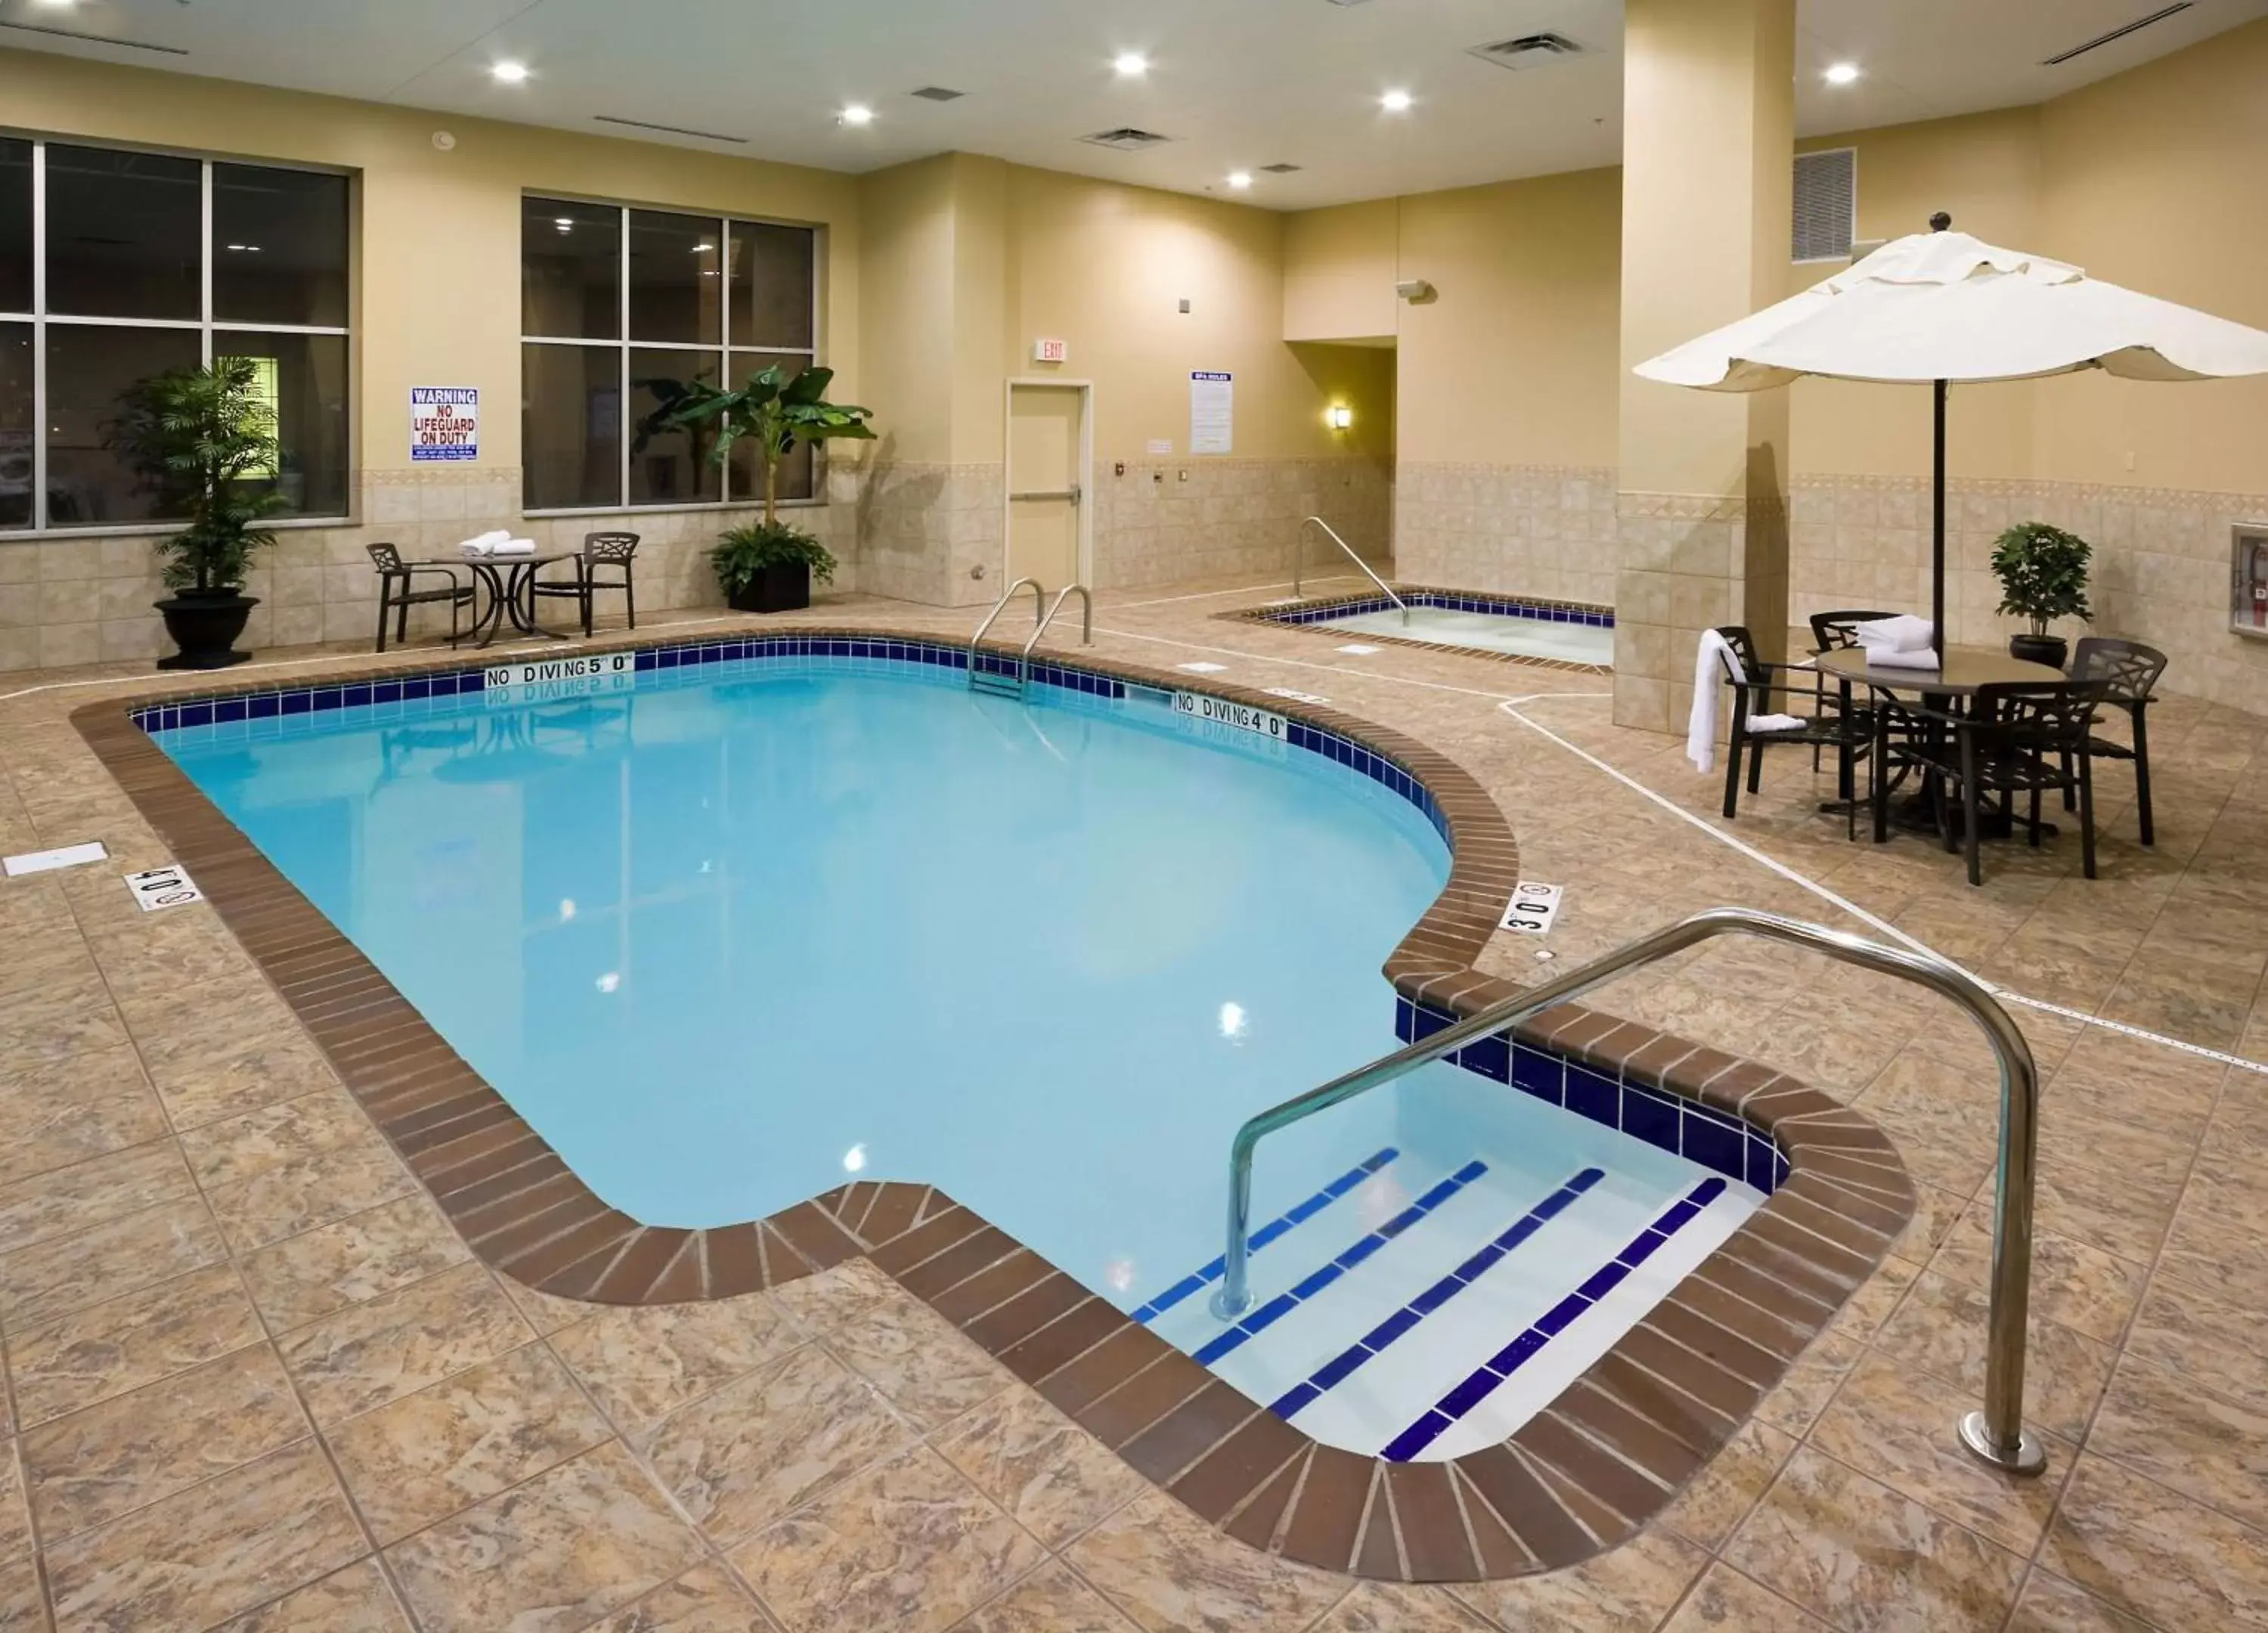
left=1989, top=520, right=2093, bottom=669
left=109, top=357, right=284, bottom=670
left=711, top=524, right=837, bottom=613
left=658, top=362, right=875, bottom=612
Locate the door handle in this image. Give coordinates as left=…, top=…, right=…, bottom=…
left=1009, top=487, right=1080, bottom=504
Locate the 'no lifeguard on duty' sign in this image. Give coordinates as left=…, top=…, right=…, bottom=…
left=411, top=387, right=479, bottom=462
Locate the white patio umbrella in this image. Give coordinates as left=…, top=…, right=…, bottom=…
left=1634, top=216, right=2268, bottom=656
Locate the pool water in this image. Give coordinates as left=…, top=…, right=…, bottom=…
left=1321, top=606, right=1615, bottom=665
left=156, top=652, right=1752, bottom=1457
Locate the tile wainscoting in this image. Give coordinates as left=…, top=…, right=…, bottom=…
left=1392, top=464, right=1619, bottom=609
left=1091, top=457, right=1391, bottom=592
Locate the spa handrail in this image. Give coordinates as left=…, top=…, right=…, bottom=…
left=1296, top=516, right=1409, bottom=622
left=1207, top=906, right=2046, bottom=1477
left=1020, top=584, right=1093, bottom=681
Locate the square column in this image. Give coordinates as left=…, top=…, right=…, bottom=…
left=1614, top=0, right=1796, bottom=733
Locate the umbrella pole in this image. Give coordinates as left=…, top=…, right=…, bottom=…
left=1932, top=379, right=1947, bottom=661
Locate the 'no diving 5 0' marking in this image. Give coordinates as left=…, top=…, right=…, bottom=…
left=1501, top=881, right=1564, bottom=936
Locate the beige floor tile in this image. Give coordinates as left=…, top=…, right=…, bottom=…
left=209, top=1557, right=410, bottom=1631
left=0, top=1195, right=228, bottom=1330
left=326, top=1342, right=611, bottom=1543
left=0, top=968, right=131, bottom=1067
left=1871, top=1269, right=2118, bottom=1442
left=644, top=1343, right=916, bottom=1543
left=1851, top=1051, right=2001, bottom=1195
left=205, top=1142, right=419, bottom=1255
left=931, top=1386, right=1150, bottom=1549
left=2040, top=1455, right=2268, bottom=1630
left=550, top=1292, right=806, bottom=1443
left=1656, top=1416, right=1798, bottom=1550
left=137, top=1022, right=337, bottom=1133
left=0, top=1548, right=47, bottom=1633
left=277, top=1260, right=533, bottom=1426
left=1448, top=1526, right=1707, bottom=1632
left=0, top=1047, right=169, bottom=1190
left=959, top=1560, right=1140, bottom=1633
left=0, top=1438, right=31, bottom=1558
left=1657, top=1563, right=1830, bottom=1631
left=587, top=1561, right=773, bottom=1633
left=812, top=1281, right=1013, bottom=1433
left=42, top=1439, right=366, bottom=1633
left=2084, top=1353, right=2268, bottom=1534
left=1306, top=1581, right=1489, bottom=1631
left=2121, top=1272, right=2268, bottom=1414
left=1064, top=1490, right=1356, bottom=1633
left=2004, top=1568, right=2161, bottom=1632
left=499, top=1273, right=606, bottom=1337
left=0, top=1139, right=197, bottom=1257
left=386, top=1441, right=703, bottom=1633
left=83, top=909, right=256, bottom=1011
left=175, top=1091, right=382, bottom=1191
left=1723, top=1446, right=2025, bottom=1633
left=239, top=1192, right=472, bottom=1332
left=1925, top=1205, right=2147, bottom=1345
left=2157, top=1162, right=2268, bottom=1306
left=729, top=1445, right=1046, bottom=1633
left=1752, top=1329, right=1864, bottom=1437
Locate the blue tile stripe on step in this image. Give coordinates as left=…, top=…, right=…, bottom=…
left=1129, top=1148, right=1399, bottom=1325
left=1269, top=1165, right=1606, bottom=1421
left=1193, top=1159, right=1490, bottom=1367
left=1379, top=1175, right=1729, bottom=1462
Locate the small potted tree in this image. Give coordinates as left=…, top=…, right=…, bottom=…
left=1990, top=520, right=2093, bottom=669
left=660, top=363, right=875, bottom=613
left=110, top=357, right=283, bottom=669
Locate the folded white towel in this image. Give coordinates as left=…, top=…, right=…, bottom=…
left=1687, top=630, right=1745, bottom=774
left=1852, top=613, right=1934, bottom=653
left=456, top=529, right=513, bottom=557
left=489, top=539, right=536, bottom=557
left=1749, top=714, right=1808, bottom=733
left=1866, top=646, right=1941, bottom=671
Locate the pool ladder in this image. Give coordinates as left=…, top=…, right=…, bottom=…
left=968, top=578, right=1092, bottom=699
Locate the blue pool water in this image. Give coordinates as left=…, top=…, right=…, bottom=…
left=157, top=651, right=1755, bottom=1455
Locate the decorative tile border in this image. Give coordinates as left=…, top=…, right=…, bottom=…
left=74, top=620, right=1911, bottom=1585
left=1223, top=585, right=1615, bottom=674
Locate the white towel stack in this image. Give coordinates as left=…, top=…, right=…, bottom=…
left=459, top=530, right=537, bottom=559
left=1851, top=614, right=1939, bottom=670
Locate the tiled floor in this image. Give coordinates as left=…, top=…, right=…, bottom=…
left=1, top=572, right=2263, bottom=1631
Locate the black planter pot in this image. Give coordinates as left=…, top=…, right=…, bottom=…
left=155, top=592, right=259, bottom=670
left=2009, top=631, right=2068, bottom=670
left=727, top=562, right=811, bottom=615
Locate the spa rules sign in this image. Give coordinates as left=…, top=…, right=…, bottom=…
left=411, top=387, right=479, bottom=462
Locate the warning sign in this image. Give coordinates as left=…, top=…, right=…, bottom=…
left=411, top=386, right=479, bottom=463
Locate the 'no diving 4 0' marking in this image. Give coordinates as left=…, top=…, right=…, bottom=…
left=1500, top=881, right=1564, bottom=936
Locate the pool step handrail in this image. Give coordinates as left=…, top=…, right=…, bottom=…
left=1296, top=516, right=1409, bottom=623
left=1018, top=584, right=1094, bottom=687
left=969, top=577, right=1046, bottom=695
left=1207, top=906, right=2047, bottom=1480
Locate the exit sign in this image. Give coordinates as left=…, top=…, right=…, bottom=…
left=1033, top=337, right=1069, bottom=364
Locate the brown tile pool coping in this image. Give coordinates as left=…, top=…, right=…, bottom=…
left=1219, top=584, right=1616, bottom=675
left=72, top=624, right=1913, bottom=1585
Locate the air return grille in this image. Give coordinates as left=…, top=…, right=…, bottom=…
left=1792, top=148, right=1856, bottom=263
left=594, top=114, right=747, bottom=144
left=1466, top=32, right=1584, bottom=70
left=909, top=86, right=966, bottom=101
left=2042, top=3, right=2192, bottom=64
left=1079, top=128, right=1176, bottom=152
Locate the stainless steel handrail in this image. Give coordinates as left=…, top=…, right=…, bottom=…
left=1020, top=584, right=1094, bottom=683
left=968, top=576, right=1045, bottom=683
left=1296, top=516, right=1408, bottom=621
left=1207, top=907, right=2046, bottom=1476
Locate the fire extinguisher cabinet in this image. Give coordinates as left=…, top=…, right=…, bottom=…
left=2235, top=524, right=2268, bottom=640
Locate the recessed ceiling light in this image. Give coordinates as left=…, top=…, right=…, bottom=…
left=1823, top=61, right=1861, bottom=85
left=491, top=60, right=531, bottom=84
left=1380, top=88, right=1413, bottom=113
left=1226, top=171, right=1253, bottom=190
left=839, top=103, right=875, bottom=126
left=1114, top=51, right=1149, bottom=76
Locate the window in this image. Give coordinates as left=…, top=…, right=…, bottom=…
left=0, top=138, right=351, bottom=532
left=521, top=196, right=817, bottom=513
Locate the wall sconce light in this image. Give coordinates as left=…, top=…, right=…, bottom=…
left=1325, top=404, right=1354, bottom=432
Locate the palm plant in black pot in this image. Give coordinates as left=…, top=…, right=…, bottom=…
left=1989, top=521, right=2093, bottom=668
left=110, top=357, right=284, bottom=669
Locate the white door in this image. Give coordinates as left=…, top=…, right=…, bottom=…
left=1006, top=384, right=1085, bottom=590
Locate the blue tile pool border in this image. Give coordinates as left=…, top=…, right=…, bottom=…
left=1227, top=584, right=1617, bottom=673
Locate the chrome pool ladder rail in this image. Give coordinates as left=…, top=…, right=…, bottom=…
left=1018, top=583, right=1094, bottom=686
left=968, top=576, right=1045, bottom=695
left=1295, top=516, right=1408, bottom=622
left=1207, top=906, right=2047, bottom=1478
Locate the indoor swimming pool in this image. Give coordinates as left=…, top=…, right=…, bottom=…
left=149, top=641, right=1754, bottom=1456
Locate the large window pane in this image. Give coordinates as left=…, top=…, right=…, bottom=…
left=627, top=210, right=721, bottom=345
left=724, top=352, right=814, bottom=504
left=523, top=343, right=621, bottom=510
left=523, top=197, right=618, bottom=339
left=45, top=145, right=201, bottom=319
left=44, top=324, right=202, bottom=525
left=628, top=349, right=721, bottom=504
left=215, top=330, right=349, bottom=517
left=0, top=141, right=29, bottom=313
left=213, top=165, right=349, bottom=327
left=0, top=324, right=29, bottom=529
left=728, top=222, right=814, bottom=349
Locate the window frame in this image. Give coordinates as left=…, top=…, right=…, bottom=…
left=2, top=135, right=356, bottom=538
left=520, top=192, right=823, bottom=517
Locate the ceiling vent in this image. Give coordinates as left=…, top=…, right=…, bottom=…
left=1467, top=32, right=1584, bottom=70
left=1792, top=148, right=1857, bottom=263
left=1259, top=163, right=1303, bottom=175
left=909, top=85, right=966, bottom=101
left=593, top=114, right=748, bottom=144
left=0, top=20, right=187, bottom=54
left=2040, top=2, right=2191, bottom=64
left=1079, top=128, right=1176, bottom=152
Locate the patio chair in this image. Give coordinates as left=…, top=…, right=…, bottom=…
left=367, top=542, right=474, bottom=652
left=1877, top=680, right=2110, bottom=885
left=1712, top=625, right=1873, bottom=835
left=531, top=531, right=640, bottom=637
left=2062, top=637, right=2168, bottom=846
left=1805, top=609, right=1898, bottom=771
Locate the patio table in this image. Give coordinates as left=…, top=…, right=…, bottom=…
left=420, top=552, right=575, bottom=649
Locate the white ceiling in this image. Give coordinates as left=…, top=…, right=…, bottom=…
left=5, top=0, right=2264, bottom=209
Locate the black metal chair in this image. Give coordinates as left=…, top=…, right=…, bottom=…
left=1877, top=680, right=2110, bottom=885
left=367, top=542, right=474, bottom=652
left=1805, top=609, right=1898, bottom=771
left=531, top=531, right=640, bottom=637
left=2062, top=637, right=2168, bottom=846
left=1712, top=625, right=1872, bottom=835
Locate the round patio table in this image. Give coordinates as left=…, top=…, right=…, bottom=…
left=420, top=552, right=575, bottom=649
